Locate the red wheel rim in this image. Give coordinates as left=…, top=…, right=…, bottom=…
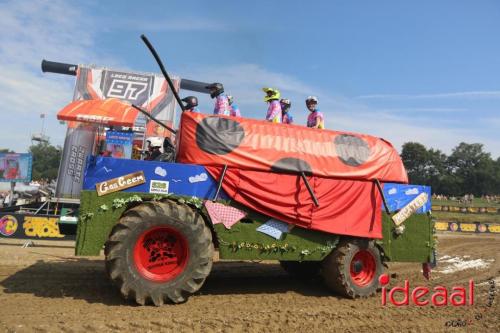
left=350, top=250, right=376, bottom=287
left=133, top=226, right=189, bottom=282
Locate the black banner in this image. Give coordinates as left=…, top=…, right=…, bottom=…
left=0, top=213, right=74, bottom=240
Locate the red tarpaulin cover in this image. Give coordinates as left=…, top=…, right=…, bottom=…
left=177, top=112, right=408, bottom=183
left=206, top=167, right=383, bottom=238
left=57, top=98, right=138, bottom=127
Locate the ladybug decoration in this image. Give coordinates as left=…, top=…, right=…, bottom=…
left=177, top=112, right=408, bottom=183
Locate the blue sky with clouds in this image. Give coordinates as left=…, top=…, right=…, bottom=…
left=1, top=0, right=499, bottom=157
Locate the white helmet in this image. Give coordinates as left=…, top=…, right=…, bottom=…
left=146, top=137, right=163, bottom=148
left=306, top=96, right=318, bottom=104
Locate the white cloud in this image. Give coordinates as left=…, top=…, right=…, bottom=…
left=154, top=166, right=167, bottom=177
left=0, top=0, right=95, bottom=69
left=388, top=188, right=397, bottom=195
left=189, top=173, right=208, bottom=183
left=405, top=188, right=419, bottom=195
left=0, top=0, right=118, bottom=152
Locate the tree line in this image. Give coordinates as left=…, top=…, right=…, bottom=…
left=401, top=142, right=500, bottom=196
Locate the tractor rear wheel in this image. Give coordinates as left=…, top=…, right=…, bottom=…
left=321, top=238, right=382, bottom=298
left=104, top=200, right=213, bottom=305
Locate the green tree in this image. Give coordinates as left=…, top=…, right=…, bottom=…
left=401, top=142, right=448, bottom=188
left=29, top=142, right=61, bottom=181
left=446, top=142, right=495, bottom=195
left=426, top=148, right=447, bottom=193
left=401, top=142, right=429, bottom=184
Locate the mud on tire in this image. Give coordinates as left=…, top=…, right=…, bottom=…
left=321, top=238, right=383, bottom=298
left=104, top=200, right=214, bottom=306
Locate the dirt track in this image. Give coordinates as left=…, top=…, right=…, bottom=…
left=0, top=233, right=498, bottom=333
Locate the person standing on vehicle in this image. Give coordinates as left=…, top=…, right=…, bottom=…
left=206, top=83, right=231, bottom=116
left=144, top=137, right=163, bottom=161
left=306, top=96, right=324, bottom=129
left=227, top=95, right=241, bottom=117
left=263, top=87, right=282, bottom=123
left=280, top=98, right=293, bottom=124
left=181, top=96, right=200, bottom=113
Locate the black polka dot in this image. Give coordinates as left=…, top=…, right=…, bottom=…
left=196, top=117, right=245, bottom=155
left=334, top=134, right=371, bottom=167
left=271, top=158, right=313, bottom=175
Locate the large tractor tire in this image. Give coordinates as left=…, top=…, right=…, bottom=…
left=321, top=238, right=383, bottom=298
left=104, top=200, right=214, bottom=306
left=280, top=261, right=321, bottom=280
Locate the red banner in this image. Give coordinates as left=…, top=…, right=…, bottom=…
left=206, top=167, right=383, bottom=238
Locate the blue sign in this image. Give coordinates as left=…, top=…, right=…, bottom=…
left=105, top=130, right=133, bottom=159
left=83, top=156, right=227, bottom=200
left=382, top=183, right=431, bottom=213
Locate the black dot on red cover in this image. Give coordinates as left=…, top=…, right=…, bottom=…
left=271, top=158, right=313, bottom=175
left=196, top=117, right=245, bottom=155
left=334, top=134, right=371, bottom=167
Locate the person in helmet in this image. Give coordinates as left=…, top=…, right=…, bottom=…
left=227, top=95, right=241, bottom=117
left=206, top=83, right=231, bottom=116
left=263, top=87, right=282, bottom=123
left=144, top=137, right=163, bottom=161
left=305, top=96, right=324, bottom=129
left=280, top=98, right=293, bottom=124
left=181, top=96, right=200, bottom=112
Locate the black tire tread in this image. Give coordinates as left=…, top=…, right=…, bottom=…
left=321, top=238, right=382, bottom=299
left=104, top=200, right=213, bottom=306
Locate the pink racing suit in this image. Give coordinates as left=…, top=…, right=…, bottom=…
left=265, top=100, right=282, bottom=123
left=213, top=94, right=231, bottom=116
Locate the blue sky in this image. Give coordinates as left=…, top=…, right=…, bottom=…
left=1, top=0, right=499, bottom=157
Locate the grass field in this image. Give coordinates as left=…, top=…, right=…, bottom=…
left=433, top=211, right=500, bottom=223
left=433, top=198, right=500, bottom=208
left=432, top=197, right=500, bottom=223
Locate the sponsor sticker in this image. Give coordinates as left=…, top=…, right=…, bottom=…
left=96, top=171, right=146, bottom=196
left=149, top=180, right=169, bottom=194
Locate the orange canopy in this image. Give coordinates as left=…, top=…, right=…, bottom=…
left=57, top=98, right=139, bottom=127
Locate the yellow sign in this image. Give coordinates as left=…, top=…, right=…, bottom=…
left=23, top=217, right=64, bottom=238
left=434, top=222, right=449, bottom=231
left=391, top=192, right=428, bottom=226
left=488, top=225, right=500, bottom=233
left=96, top=171, right=146, bottom=196
left=460, top=223, right=476, bottom=232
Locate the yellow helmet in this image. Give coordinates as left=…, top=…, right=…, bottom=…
left=262, top=87, right=280, bottom=102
